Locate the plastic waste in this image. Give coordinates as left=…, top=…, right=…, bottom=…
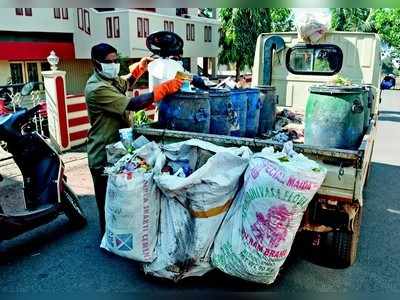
left=148, top=58, right=184, bottom=92
left=212, top=142, right=327, bottom=284
left=101, top=142, right=162, bottom=262
left=294, top=9, right=331, bottom=43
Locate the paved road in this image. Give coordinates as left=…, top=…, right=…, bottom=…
left=1, top=91, right=400, bottom=292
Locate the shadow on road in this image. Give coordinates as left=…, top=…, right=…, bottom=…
left=378, top=111, right=400, bottom=123
left=379, top=110, right=400, bottom=115
left=364, top=161, right=400, bottom=203
left=0, top=195, right=93, bottom=266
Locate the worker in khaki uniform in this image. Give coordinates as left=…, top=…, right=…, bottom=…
left=85, top=43, right=183, bottom=235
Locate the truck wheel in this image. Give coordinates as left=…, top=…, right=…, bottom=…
left=61, top=182, right=87, bottom=227
left=330, top=206, right=362, bottom=268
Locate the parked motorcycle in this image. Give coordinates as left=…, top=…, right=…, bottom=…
left=0, top=83, right=86, bottom=242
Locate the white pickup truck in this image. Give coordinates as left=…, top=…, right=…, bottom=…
left=134, top=31, right=381, bottom=268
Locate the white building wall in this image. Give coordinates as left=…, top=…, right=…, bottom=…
left=74, top=9, right=219, bottom=60
left=76, top=9, right=131, bottom=58
left=0, top=8, right=219, bottom=61
left=156, top=8, right=176, bottom=16
left=0, top=8, right=73, bottom=32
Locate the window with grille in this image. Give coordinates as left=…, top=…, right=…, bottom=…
left=77, top=8, right=83, bottom=30
left=77, top=8, right=90, bottom=34
left=15, top=8, right=32, bottom=16
left=164, top=21, right=174, bottom=32
left=176, top=8, right=188, bottom=16
left=113, top=17, right=120, bottom=38
left=187, top=24, right=195, bottom=41
left=84, top=9, right=90, bottom=34
left=137, top=17, right=143, bottom=37
left=143, top=18, right=149, bottom=37
left=24, top=8, right=32, bottom=16
left=204, top=26, right=212, bottom=42
left=62, top=8, right=68, bottom=19
left=106, top=17, right=112, bottom=38
left=54, top=8, right=61, bottom=19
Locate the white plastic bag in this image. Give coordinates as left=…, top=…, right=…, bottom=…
left=294, top=9, right=331, bottom=43
left=143, top=139, right=252, bottom=281
left=106, top=141, right=128, bottom=165
left=211, top=142, right=327, bottom=284
left=100, top=142, right=162, bottom=262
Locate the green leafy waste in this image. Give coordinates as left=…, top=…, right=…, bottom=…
left=132, top=110, right=150, bottom=127
left=330, top=74, right=352, bottom=86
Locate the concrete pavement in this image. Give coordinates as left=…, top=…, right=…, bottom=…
left=0, top=91, right=400, bottom=291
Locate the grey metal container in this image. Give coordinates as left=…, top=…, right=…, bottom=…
left=257, top=85, right=277, bottom=136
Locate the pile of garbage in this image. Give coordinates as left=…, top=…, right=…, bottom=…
left=101, top=130, right=327, bottom=284
left=266, top=109, right=305, bottom=144
left=294, top=9, right=331, bottom=44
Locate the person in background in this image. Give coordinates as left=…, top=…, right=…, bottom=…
left=85, top=43, right=183, bottom=235
left=381, top=74, right=396, bottom=90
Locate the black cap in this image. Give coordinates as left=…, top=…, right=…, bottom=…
left=91, top=43, right=117, bottom=62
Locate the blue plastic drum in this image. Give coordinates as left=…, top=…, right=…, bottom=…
left=245, top=88, right=261, bottom=137
left=229, top=90, right=248, bottom=137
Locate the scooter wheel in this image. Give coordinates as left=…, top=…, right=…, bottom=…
left=61, top=182, right=87, bottom=227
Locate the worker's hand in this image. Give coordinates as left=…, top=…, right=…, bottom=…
left=129, top=57, right=154, bottom=79
left=139, top=56, right=154, bottom=71
left=153, top=79, right=183, bottom=102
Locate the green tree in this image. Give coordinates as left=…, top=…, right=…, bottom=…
left=331, top=8, right=400, bottom=75
left=331, top=8, right=373, bottom=32
left=373, top=9, right=400, bottom=49
left=218, top=8, right=293, bottom=80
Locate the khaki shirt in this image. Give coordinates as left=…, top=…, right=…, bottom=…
left=85, top=72, right=130, bottom=170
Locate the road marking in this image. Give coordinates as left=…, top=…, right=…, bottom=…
left=387, top=208, right=400, bottom=215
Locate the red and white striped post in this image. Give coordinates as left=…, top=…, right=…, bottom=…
left=42, top=51, right=71, bottom=151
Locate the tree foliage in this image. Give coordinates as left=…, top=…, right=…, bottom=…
left=331, top=8, right=373, bottom=32
left=218, top=8, right=293, bottom=79
left=331, top=8, right=400, bottom=74
left=373, top=9, right=400, bottom=49
left=331, top=8, right=400, bottom=50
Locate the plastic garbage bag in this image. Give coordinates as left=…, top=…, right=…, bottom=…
left=143, top=139, right=252, bottom=281
left=294, top=9, right=331, bottom=43
left=211, top=142, right=327, bottom=284
left=100, top=142, right=162, bottom=262
left=106, top=141, right=128, bottom=165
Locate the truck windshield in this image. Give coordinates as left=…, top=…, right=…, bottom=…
left=286, top=44, right=343, bottom=75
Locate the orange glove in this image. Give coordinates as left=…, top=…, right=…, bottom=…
left=129, top=57, right=154, bottom=79
left=153, top=79, right=183, bottom=102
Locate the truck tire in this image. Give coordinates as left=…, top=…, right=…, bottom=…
left=330, top=206, right=362, bottom=268
left=61, top=182, right=87, bottom=227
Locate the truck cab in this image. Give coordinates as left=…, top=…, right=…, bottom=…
left=252, top=32, right=381, bottom=115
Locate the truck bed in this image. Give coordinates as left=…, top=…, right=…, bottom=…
left=133, top=118, right=376, bottom=206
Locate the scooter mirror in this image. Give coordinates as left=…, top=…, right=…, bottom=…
left=21, top=82, right=35, bottom=96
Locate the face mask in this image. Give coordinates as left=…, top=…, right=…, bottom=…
left=99, top=62, right=120, bottom=79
